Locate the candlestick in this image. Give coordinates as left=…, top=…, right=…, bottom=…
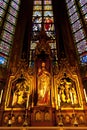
left=70, top=91, right=74, bottom=105
left=26, top=93, right=29, bottom=109
left=0, top=89, right=3, bottom=104
left=84, top=88, right=87, bottom=102
left=58, top=94, right=61, bottom=107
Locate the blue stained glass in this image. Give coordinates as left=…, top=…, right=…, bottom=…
left=80, top=55, right=87, bottom=63
left=44, top=11, right=53, bottom=16
left=0, top=56, right=6, bottom=65
left=33, top=11, right=42, bottom=16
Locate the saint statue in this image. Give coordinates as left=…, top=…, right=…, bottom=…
left=37, top=62, right=51, bottom=105
left=58, top=76, right=78, bottom=105
left=12, top=79, right=30, bottom=107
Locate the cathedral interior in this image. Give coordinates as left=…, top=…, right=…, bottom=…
left=0, top=0, right=87, bottom=129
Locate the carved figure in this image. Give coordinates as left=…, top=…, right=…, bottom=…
left=37, top=62, right=51, bottom=105
left=12, top=80, right=30, bottom=107
left=58, top=76, right=78, bottom=105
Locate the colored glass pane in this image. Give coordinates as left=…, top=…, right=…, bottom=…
left=0, top=0, right=21, bottom=66
left=33, top=11, right=42, bottom=16
left=44, top=0, right=51, bottom=5
left=33, top=23, right=41, bottom=31
left=30, top=42, right=37, bottom=50
left=14, top=0, right=20, bottom=4
left=1, top=30, right=13, bottom=44
left=77, top=39, right=87, bottom=54
left=66, top=0, right=87, bottom=64
left=0, top=8, right=5, bottom=18
left=44, top=5, right=52, bottom=10
left=11, top=1, right=19, bottom=10
left=67, top=0, right=74, bottom=9
left=79, top=0, right=87, bottom=6
left=0, top=56, right=7, bottom=65
left=33, top=6, right=42, bottom=10
left=74, top=29, right=85, bottom=42
left=7, top=14, right=16, bottom=25
left=44, top=22, right=54, bottom=31
left=44, top=16, right=54, bottom=23
left=30, top=0, right=56, bottom=66
left=72, top=20, right=82, bottom=32
left=0, top=41, right=11, bottom=55
left=44, top=11, right=53, bottom=16
left=32, top=16, right=42, bottom=23
left=68, top=5, right=77, bottom=16
left=0, top=1, right=7, bottom=8
left=34, top=1, right=42, bottom=5
left=81, top=4, right=87, bottom=15
left=9, top=6, right=18, bottom=18
left=69, top=12, right=79, bottom=24
left=80, top=55, right=87, bottom=63
left=3, top=22, right=15, bottom=34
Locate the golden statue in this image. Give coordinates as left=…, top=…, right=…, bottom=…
left=37, top=62, right=51, bottom=105
left=12, top=80, right=30, bottom=107
left=58, top=77, right=78, bottom=105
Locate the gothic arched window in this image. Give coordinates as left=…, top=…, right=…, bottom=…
left=29, top=0, right=57, bottom=67
left=65, top=0, right=87, bottom=65
left=0, top=0, right=21, bottom=66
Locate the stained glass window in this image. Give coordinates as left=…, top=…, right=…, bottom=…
left=65, top=0, right=87, bottom=65
left=0, top=0, right=21, bottom=66
left=0, top=0, right=9, bottom=26
left=30, top=0, right=57, bottom=67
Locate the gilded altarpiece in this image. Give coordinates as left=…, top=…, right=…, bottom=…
left=5, top=61, right=34, bottom=110
left=54, top=59, right=83, bottom=110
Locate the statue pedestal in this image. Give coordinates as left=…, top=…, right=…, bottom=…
left=30, top=106, right=56, bottom=126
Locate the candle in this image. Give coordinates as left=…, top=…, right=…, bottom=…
left=84, top=88, right=87, bottom=102
left=26, top=94, right=29, bottom=108
left=58, top=94, right=61, bottom=107
left=0, top=89, right=3, bottom=104
left=70, top=91, right=74, bottom=104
